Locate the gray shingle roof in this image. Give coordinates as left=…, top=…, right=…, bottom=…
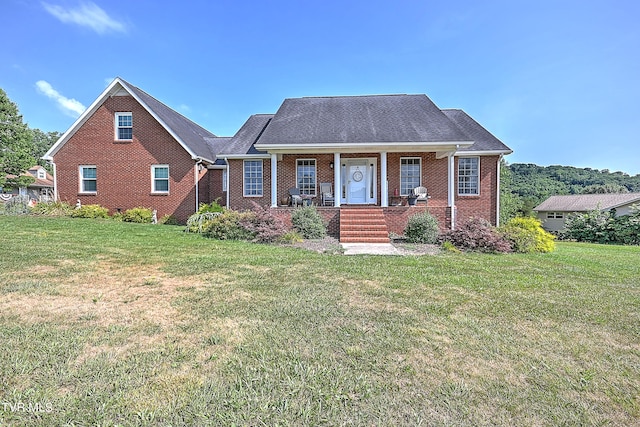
left=218, top=114, right=272, bottom=156
left=534, top=193, right=640, bottom=212
left=442, top=109, right=512, bottom=153
left=119, top=79, right=218, bottom=161
left=256, top=94, right=474, bottom=145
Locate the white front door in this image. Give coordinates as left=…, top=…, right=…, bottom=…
left=347, top=161, right=368, bottom=204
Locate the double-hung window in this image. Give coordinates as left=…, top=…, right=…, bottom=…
left=458, top=157, right=480, bottom=195
left=115, top=112, right=133, bottom=140
left=296, top=159, right=316, bottom=196
left=79, top=165, right=97, bottom=193
left=400, top=157, right=421, bottom=195
left=152, top=165, right=169, bottom=193
left=243, top=160, right=263, bottom=196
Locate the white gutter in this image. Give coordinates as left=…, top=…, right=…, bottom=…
left=51, top=161, right=58, bottom=202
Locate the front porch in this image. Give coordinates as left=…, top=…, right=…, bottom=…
left=271, top=204, right=451, bottom=242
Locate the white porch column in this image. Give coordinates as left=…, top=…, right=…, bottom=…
left=333, top=152, right=341, bottom=207
left=448, top=153, right=456, bottom=230
left=270, top=153, right=278, bottom=207
left=380, top=151, right=388, bottom=207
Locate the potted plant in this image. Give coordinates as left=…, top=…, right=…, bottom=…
left=407, top=189, right=418, bottom=206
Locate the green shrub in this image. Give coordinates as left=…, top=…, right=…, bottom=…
left=404, top=211, right=440, bottom=244
left=203, top=210, right=255, bottom=240
left=122, top=207, right=153, bottom=223
left=186, top=212, right=222, bottom=234
left=291, top=205, right=326, bottom=239
left=562, top=205, right=640, bottom=245
left=70, top=204, right=110, bottom=219
left=196, top=200, right=224, bottom=214
left=2, top=196, right=30, bottom=215
left=29, top=201, right=74, bottom=216
left=161, top=214, right=181, bottom=226
left=280, top=231, right=304, bottom=244
left=500, top=216, right=555, bottom=253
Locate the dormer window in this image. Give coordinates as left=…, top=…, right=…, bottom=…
left=37, top=169, right=46, bottom=179
left=115, top=112, right=132, bottom=140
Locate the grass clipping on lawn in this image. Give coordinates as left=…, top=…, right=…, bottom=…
left=0, top=216, right=638, bottom=426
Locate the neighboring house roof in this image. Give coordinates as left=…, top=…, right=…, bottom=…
left=26, top=166, right=54, bottom=188
left=442, top=109, right=512, bottom=154
left=44, top=77, right=218, bottom=163
left=255, top=94, right=475, bottom=150
left=3, top=166, right=53, bottom=189
left=534, top=193, right=640, bottom=212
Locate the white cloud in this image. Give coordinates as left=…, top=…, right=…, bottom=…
left=36, top=80, right=86, bottom=118
left=42, top=1, right=127, bottom=34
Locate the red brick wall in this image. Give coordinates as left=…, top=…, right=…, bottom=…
left=53, top=95, right=202, bottom=222
left=454, top=155, right=499, bottom=226
left=226, top=153, right=500, bottom=232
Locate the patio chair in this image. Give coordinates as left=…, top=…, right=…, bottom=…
left=413, top=186, right=429, bottom=202
left=319, top=182, right=335, bottom=206
left=288, top=187, right=304, bottom=207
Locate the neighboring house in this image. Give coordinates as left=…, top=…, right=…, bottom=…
left=534, top=193, right=640, bottom=232
left=45, top=78, right=512, bottom=241
left=1, top=165, right=54, bottom=203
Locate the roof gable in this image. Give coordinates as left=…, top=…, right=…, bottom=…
left=534, top=193, right=640, bottom=212
left=44, top=78, right=218, bottom=163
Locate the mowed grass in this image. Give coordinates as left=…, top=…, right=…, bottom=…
left=0, top=216, right=638, bottom=426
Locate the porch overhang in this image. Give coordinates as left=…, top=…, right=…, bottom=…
left=254, top=140, right=474, bottom=155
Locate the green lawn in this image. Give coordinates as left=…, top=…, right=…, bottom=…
left=0, top=216, right=638, bottom=426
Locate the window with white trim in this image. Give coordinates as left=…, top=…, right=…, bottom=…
left=458, top=157, right=479, bottom=195
left=115, top=112, right=133, bottom=140
left=296, top=159, right=316, bottom=196
left=152, top=165, right=169, bottom=193
left=243, top=160, right=263, bottom=196
left=546, top=212, right=564, bottom=219
left=37, top=169, right=46, bottom=179
left=400, top=157, right=421, bottom=195
left=79, top=165, right=97, bottom=193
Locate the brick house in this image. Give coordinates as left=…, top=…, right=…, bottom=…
left=45, top=78, right=512, bottom=241
left=44, top=78, right=220, bottom=222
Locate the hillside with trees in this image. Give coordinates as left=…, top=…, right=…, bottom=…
left=501, top=162, right=640, bottom=220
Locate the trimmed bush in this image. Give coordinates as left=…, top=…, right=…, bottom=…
left=404, top=211, right=440, bottom=244
left=203, top=210, right=255, bottom=240
left=291, top=205, right=327, bottom=239
left=500, top=216, right=555, bottom=253
left=122, top=207, right=153, bottom=223
left=70, top=204, right=110, bottom=219
left=240, top=203, right=289, bottom=243
left=440, top=217, right=512, bottom=253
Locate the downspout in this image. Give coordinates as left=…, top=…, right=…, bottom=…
left=448, top=149, right=457, bottom=230
left=224, top=157, right=230, bottom=208
left=194, top=159, right=202, bottom=212
left=496, top=154, right=503, bottom=227
left=51, top=161, right=58, bottom=202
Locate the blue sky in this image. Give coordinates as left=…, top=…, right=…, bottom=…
left=2, top=0, right=639, bottom=175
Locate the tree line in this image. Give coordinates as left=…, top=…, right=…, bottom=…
left=0, top=88, right=60, bottom=189
left=500, top=161, right=640, bottom=222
